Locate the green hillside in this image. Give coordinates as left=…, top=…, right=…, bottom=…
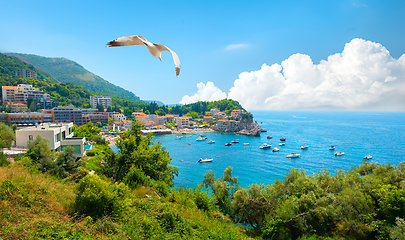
left=6, top=53, right=140, bottom=102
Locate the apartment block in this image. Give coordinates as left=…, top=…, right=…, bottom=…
left=0, top=112, right=54, bottom=126
left=90, top=96, right=112, bottom=109
left=15, top=69, right=37, bottom=79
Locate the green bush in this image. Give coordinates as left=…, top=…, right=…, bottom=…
left=74, top=174, right=131, bottom=218
left=0, top=153, right=10, bottom=167
left=86, top=150, right=95, bottom=156
left=123, top=166, right=151, bottom=189
left=91, top=135, right=107, bottom=145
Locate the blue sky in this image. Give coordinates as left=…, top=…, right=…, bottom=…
left=1, top=0, right=405, bottom=110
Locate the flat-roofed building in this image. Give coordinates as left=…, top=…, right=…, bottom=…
left=0, top=112, right=53, bottom=126
left=15, top=122, right=86, bottom=158
left=113, top=114, right=126, bottom=122
left=15, top=69, right=37, bottom=79
left=1, top=86, right=17, bottom=104
left=155, top=116, right=166, bottom=125
left=90, top=96, right=112, bottom=109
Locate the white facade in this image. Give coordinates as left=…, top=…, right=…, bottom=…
left=15, top=122, right=86, bottom=158
left=113, top=114, right=126, bottom=122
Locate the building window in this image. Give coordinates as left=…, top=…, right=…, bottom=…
left=29, top=135, right=33, bottom=141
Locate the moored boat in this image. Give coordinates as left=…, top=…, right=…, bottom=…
left=243, top=143, right=249, bottom=146
left=225, top=142, right=232, bottom=146
left=279, top=142, right=285, bottom=146
left=329, top=146, right=335, bottom=150
left=196, top=136, right=205, bottom=141
left=280, top=137, right=286, bottom=141
left=231, top=139, right=240, bottom=143
left=273, top=147, right=280, bottom=152
left=207, top=140, right=215, bottom=144
left=363, top=155, right=372, bottom=160
left=267, top=135, right=272, bottom=139
left=287, top=153, right=301, bottom=158
left=334, top=152, right=345, bottom=156
left=198, top=158, right=213, bottom=163
left=301, top=145, right=308, bottom=150
left=260, top=143, right=272, bottom=149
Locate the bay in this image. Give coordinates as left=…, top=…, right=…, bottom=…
left=129, top=111, right=405, bottom=189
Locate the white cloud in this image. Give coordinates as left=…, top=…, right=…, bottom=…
left=227, top=38, right=405, bottom=111
left=225, top=43, right=249, bottom=51
left=180, top=81, right=227, bottom=105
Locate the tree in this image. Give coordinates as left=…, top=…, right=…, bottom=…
left=72, top=122, right=100, bottom=140
left=26, top=136, right=55, bottom=170
left=74, top=174, right=131, bottom=218
left=201, top=167, right=239, bottom=216
left=96, top=103, right=104, bottom=112
left=105, top=122, right=179, bottom=188
left=0, top=123, right=15, bottom=149
left=52, top=146, right=84, bottom=178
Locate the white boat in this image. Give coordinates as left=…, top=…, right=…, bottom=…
left=260, top=143, right=272, bottom=149
left=287, top=153, right=301, bottom=158
left=243, top=143, right=249, bottom=145
left=196, top=136, right=205, bottom=141
left=231, top=139, right=239, bottom=143
left=273, top=147, right=280, bottom=152
left=329, top=146, right=335, bottom=150
left=207, top=140, right=215, bottom=144
left=301, top=145, right=308, bottom=150
left=279, top=143, right=285, bottom=146
left=225, top=142, right=232, bottom=146
left=175, top=136, right=183, bottom=139
left=334, top=152, right=345, bottom=156
left=198, top=158, right=213, bottom=163
left=363, top=155, right=372, bottom=160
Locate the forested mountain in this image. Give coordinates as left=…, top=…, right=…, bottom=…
left=5, top=53, right=141, bottom=102
left=1, top=53, right=247, bottom=118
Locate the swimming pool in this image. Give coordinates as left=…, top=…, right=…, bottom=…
left=84, top=144, right=93, bottom=150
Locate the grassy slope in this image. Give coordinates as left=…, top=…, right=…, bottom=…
left=0, top=163, right=254, bottom=239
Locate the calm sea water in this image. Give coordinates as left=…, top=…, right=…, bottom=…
left=119, top=111, right=405, bottom=189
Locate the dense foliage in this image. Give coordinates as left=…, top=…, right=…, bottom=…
left=201, top=162, right=405, bottom=239
left=102, top=122, right=179, bottom=194
left=6, top=53, right=141, bottom=102
left=2, top=112, right=405, bottom=239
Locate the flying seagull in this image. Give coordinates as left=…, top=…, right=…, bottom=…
left=107, top=35, right=181, bottom=77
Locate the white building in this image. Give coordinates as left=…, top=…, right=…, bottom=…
left=15, top=122, right=86, bottom=158
left=113, top=113, right=126, bottom=122
left=90, top=96, right=112, bottom=109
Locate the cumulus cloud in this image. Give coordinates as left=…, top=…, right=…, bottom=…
left=227, top=38, right=405, bottom=110
left=225, top=43, right=249, bottom=51
left=180, top=81, right=227, bottom=105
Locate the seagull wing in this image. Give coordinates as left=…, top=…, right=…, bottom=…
left=155, top=44, right=181, bottom=77
left=106, top=35, right=147, bottom=47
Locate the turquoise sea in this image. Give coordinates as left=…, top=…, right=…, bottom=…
left=127, top=111, right=405, bottom=189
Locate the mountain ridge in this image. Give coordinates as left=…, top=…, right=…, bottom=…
left=5, top=53, right=141, bottom=102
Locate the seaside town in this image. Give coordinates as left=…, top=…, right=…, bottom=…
left=1, top=83, right=264, bottom=151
